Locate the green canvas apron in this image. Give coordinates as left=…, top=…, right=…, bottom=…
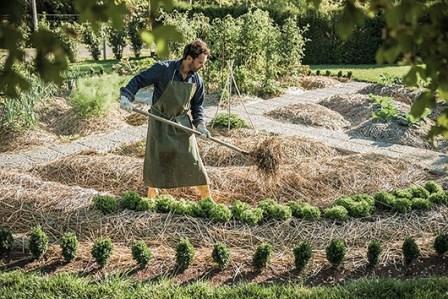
left=143, top=71, right=209, bottom=188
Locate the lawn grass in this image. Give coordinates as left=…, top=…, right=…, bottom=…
left=1, top=270, right=448, bottom=299
left=310, top=64, right=411, bottom=84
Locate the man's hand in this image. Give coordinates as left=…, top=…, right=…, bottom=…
left=196, top=123, right=211, bottom=138
left=120, top=95, right=133, bottom=112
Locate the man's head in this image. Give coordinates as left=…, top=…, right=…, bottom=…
left=182, top=39, right=210, bottom=73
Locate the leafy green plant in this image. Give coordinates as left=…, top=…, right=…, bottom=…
left=136, top=197, right=155, bottom=212
left=171, top=199, right=195, bottom=216
left=392, top=188, right=413, bottom=200
left=60, top=232, right=78, bottom=262
left=252, top=243, right=272, bottom=270
left=107, top=26, right=126, bottom=60
left=434, top=233, right=448, bottom=256
left=411, top=198, right=432, bottom=210
left=258, top=199, right=292, bottom=221
left=293, top=241, right=313, bottom=271
left=334, top=195, right=374, bottom=218
left=240, top=208, right=264, bottom=225
left=131, top=240, right=152, bottom=268
left=374, top=191, right=396, bottom=209
left=92, top=238, right=113, bottom=267
left=325, top=70, right=331, bottom=76
left=392, top=198, right=412, bottom=213
left=121, top=191, right=143, bottom=210
left=379, top=73, right=403, bottom=86
left=176, top=238, right=195, bottom=272
left=29, top=226, right=48, bottom=260
left=316, top=70, right=321, bottom=76
left=370, top=94, right=399, bottom=121
left=424, top=181, right=444, bottom=194
left=155, top=195, right=176, bottom=213
left=409, top=186, right=430, bottom=199
left=0, top=227, right=14, bottom=255
left=337, top=70, right=343, bottom=78
left=209, top=204, right=232, bottom=223
left=288, top=202, right=321, bottom=220
left=346, top=71, right=352, bottom=79
left=210, top=113, right=248, bottom=129
left=367, top=240, right=382, bottom=268
left=81, top=23, right=103, bottom=60
left=194, top=197, right=216, bottom=218
left=323, top=206, right=348, bottom=221
left=93, top=195, right=119, bottom=214
left=428, top=192, right=448, bottom=205
left=231, top=200, right=250, bottom=219
left=127, top=5, right=149, bottom=58
left=326, top=239, right=347, bottom=267
left=212, top=242, right=230, bottom=269
left=402, top=237, right=420, bottom=266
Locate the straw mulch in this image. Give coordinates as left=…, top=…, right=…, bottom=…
left=31, top=152, right=428, bottom=205
left=298, top=76, right=341, bottom=90
left=318, top=94, right=374, bottom=126
left=358, top=84, right=421, bottom=105
left=265, top=103, right=351, bottom=131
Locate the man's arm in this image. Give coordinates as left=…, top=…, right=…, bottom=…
left=120, top=63, right=164, bottom=102
left=190, top=76, right=205, bottom=127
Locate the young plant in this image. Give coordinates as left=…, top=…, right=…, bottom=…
left=424, top=181, right=444, bottom=194
left=210, top=113, right=248, bottom=129
left=411, top=198, right=432, bottom=210
left=428, top=192, right=448, bottom=205
left=231, top=200, right=250, bottom=220
left=391, top=198, right=412, bottom=213
left=315, top=70, right=321, bottom=76
left=209, top=204, right=232, bottom=223
left=293, top=241, right=313, bottom=271
left=29, top=226, right=48, bottom=260
left=334, top=196, right=373, bottom=218
left=195, top=197, right=216, bottom=218
left=93, top=195, right=119, bottom=214
left=60, top=232, right=78, bottom=262
left=121, top=191, right=142, bottom=210
left=252, top=243, right=272, bottom=270
left=155, top=194, right=176, bottom=213
left=288, top=201, right=321, bottom=220
left=392, top=188, right=413, bottom=199
left=370, top=94, right=399, bottom=121
left=176, top=238, right=195, bottom=272
left=402, top=237, right=420, bottom=266
left=131, top=240, right=152, bottom=268
left=0, top=227, right=14, bottom=255
left=323, top=206, right=348, bottom=221
left=347, top=71, right=352, bottom=79
left=433, top=233, right=448, bottom=256
left=258, top=199, right=292, bottom=221
left=374, top=191, right=396, bottom=209
left=212, top=242, right=230, bottom=269
left=240, top=208, right=264, bottom=225
left=367, top=240, right=382, bottom=268
left=409, top=186, right=430, bottom=199
left=337, top=70, right=343, bottom=78
left=136, top=197, right=155, bottom=212
left=325, top=70, right=331, bottom=76
left=92, top=238, right=113, bottom=267
left=171, top=199, right=195, bottom=216
left=326, top=239, right=347, bottom=267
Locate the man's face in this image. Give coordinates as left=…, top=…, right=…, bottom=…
left=188, top=53, right=208, bottom=72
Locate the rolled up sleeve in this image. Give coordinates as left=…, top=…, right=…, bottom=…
left=120, top=63, right=164, bottom=102
left=190, top=76, right=205, bottom=127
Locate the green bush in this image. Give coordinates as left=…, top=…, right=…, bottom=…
left=392, top=188, right=413, bottom=199
left=240, top=208, right=264, bottom=225
left=252, top=243, right=272, bottom=270
left=195, top=197, right=216, bottom=217
left=127, top=5, right=149, bottom=58
left=293, top=241, right=313, bottom=271
left=121, top=191, right=142, bottom=210
left=131, top=240, right=152, bottom=268
left=209, top=204, right=232, bottom=223
left=334, top=196, right=373, bottom=218
left=409, top=186, right=430, bottom=199
left=93, top=195, right=119, bottom=214
left=288, top=201, right=321, bottom=220
left=210, top=113, right=248, bottom=129
left=316, top=70, right=321, bottom=76
left=29, top=226, right=48, bottom=260
left=424, top=181, right=444, bottom=194
left=258, top=199, right=292, bottom=221
left=411, top=198, right=432, bottom=210
left=136, top=197, right=155, bottom=212
left=154, top=195, right=176, bottom=213
left=402, top=237, right=420, bottom=266
left=60, top=232, right=78, bottom=262
left=367, top=240, right=382, bottom=268
left=374, top=191, right=396, bottom=209
left=171, top=199, right=195, bottom=216
left=0, top=227, right=14, bottom=255
left=391, top=198, right=412, bottom=213
left=337, top=70, right=343, bottom=78
left=81, top=23, right=102, bottom=60
left=434, top=233, right=448, bottom=256
left=326, top=239, right=347, bottom=267
left=107, top=26, right=126, bottom=60
left=91, top=238, right=113, bottom=267
left=212, top=242, right=230, bottom=269
left=176, top=238, right=195, bottom=272
left=428, top=192, right=448, bottom=205
left=325, top=70, right=331, bottom=76
left=346, top=71, right=353, bottom=79
left=231, top=200, right=250, bottom=219
left=323, top=206, right=348, bottom=221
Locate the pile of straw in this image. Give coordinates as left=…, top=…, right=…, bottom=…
left=318, top=94, right=374, bottom=126
left=298, top=76, right=340, bottom=90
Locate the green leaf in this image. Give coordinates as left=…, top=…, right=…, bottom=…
left=404, top=66, right=417, bottom=87
left=410, top=91, right=435, bottom=119
left=74, top=0, right=127, bottom=31
left=141, top=25, right=183, bottom=58
left=335, top=2, right=365, bottom=40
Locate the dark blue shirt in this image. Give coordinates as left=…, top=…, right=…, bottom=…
left=120, top=59, right=205, bottom=126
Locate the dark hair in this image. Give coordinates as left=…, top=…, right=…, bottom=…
left=182, top=39, right=210, bottom=60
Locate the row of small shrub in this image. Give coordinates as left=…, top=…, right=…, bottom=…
left=93, top=181, right=447, bottom=224
left=313, top=70, right=353, bottom=79
left=2, top=226, right=447, bottom=272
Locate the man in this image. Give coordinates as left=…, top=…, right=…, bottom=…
left=120, top=39, right=211, bottom=200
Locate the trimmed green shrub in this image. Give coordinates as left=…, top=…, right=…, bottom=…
left=60, top=232, right=78, bottom=262
left=0, top=227, right=14, bottom=255
left=293, top=241, right=313, bottom=271
left=121, top=191, right=142, bottom=210
left=374, top=191, right=396, bottom=209
left=325, top=70, right=331, bottom=76
left=136, top=197, right=155, bottom=212
left=288, top=201, right=321, bottom=220
left=210, top=113, right=248, bottom=129
left=367, top=240, right=382, bottom=268
left=195, top=197, right=216, bottom=217
left=337, top=70, right=343, bottom=78
left=171, top=199, right=195, bottom=216
left=93, top=195, right=119, bottom=214
left=212, top=242, right=230, bottom=269
left=347, top=71, right=353, bottom=79
left=131, top=240, right=152, bottom=268
left=409, top=186, right=430, bottom=199
left=424, top=181, right=443, bottom=194
left=155, top=195, right=176, bottom=213
left=176, top=238, right=195, bottom=272
left=392, top=198, right=412, bottom=213
left=323, top=206, right=348, bottom=221
left=258, top=199, right=292, bottom=221
left=315, top=70, right=321, bottom=76
left=352, top=194, right=375, bottom=206
left=434, top=233, right=448, bottom=256
left=240, top=208, right=264, bottom=225
left=402, top=237, right=420, bottom=266
left=29, top=226, right=48, bottom=260
left=252, top=243, right=272, bottom=270
left=326, top=239, right=347, bottom=267
left=428, top=192, right=448, bottom=205
left=392, top=188, right=413, bottom=199
left=411, top=198, right=432, bottom=210
left=334, top=195, right=373, bottom=218
left=231, top=200, right=250, bottom=219
left=209, top=204, right=232, bottom=223
left=92, top=238, right=113, bottom=267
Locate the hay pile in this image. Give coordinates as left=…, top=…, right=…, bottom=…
left=318, top=94, right=374, bottom=126
left=298, top=76, right=340, bottom=90
left=358, top=84, right=421, bottom=105
left=125, top=112, right=148, bottom=126
left=265, top=103, right=350, bottom=131
left=32, top=152, right=428, bottom=205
